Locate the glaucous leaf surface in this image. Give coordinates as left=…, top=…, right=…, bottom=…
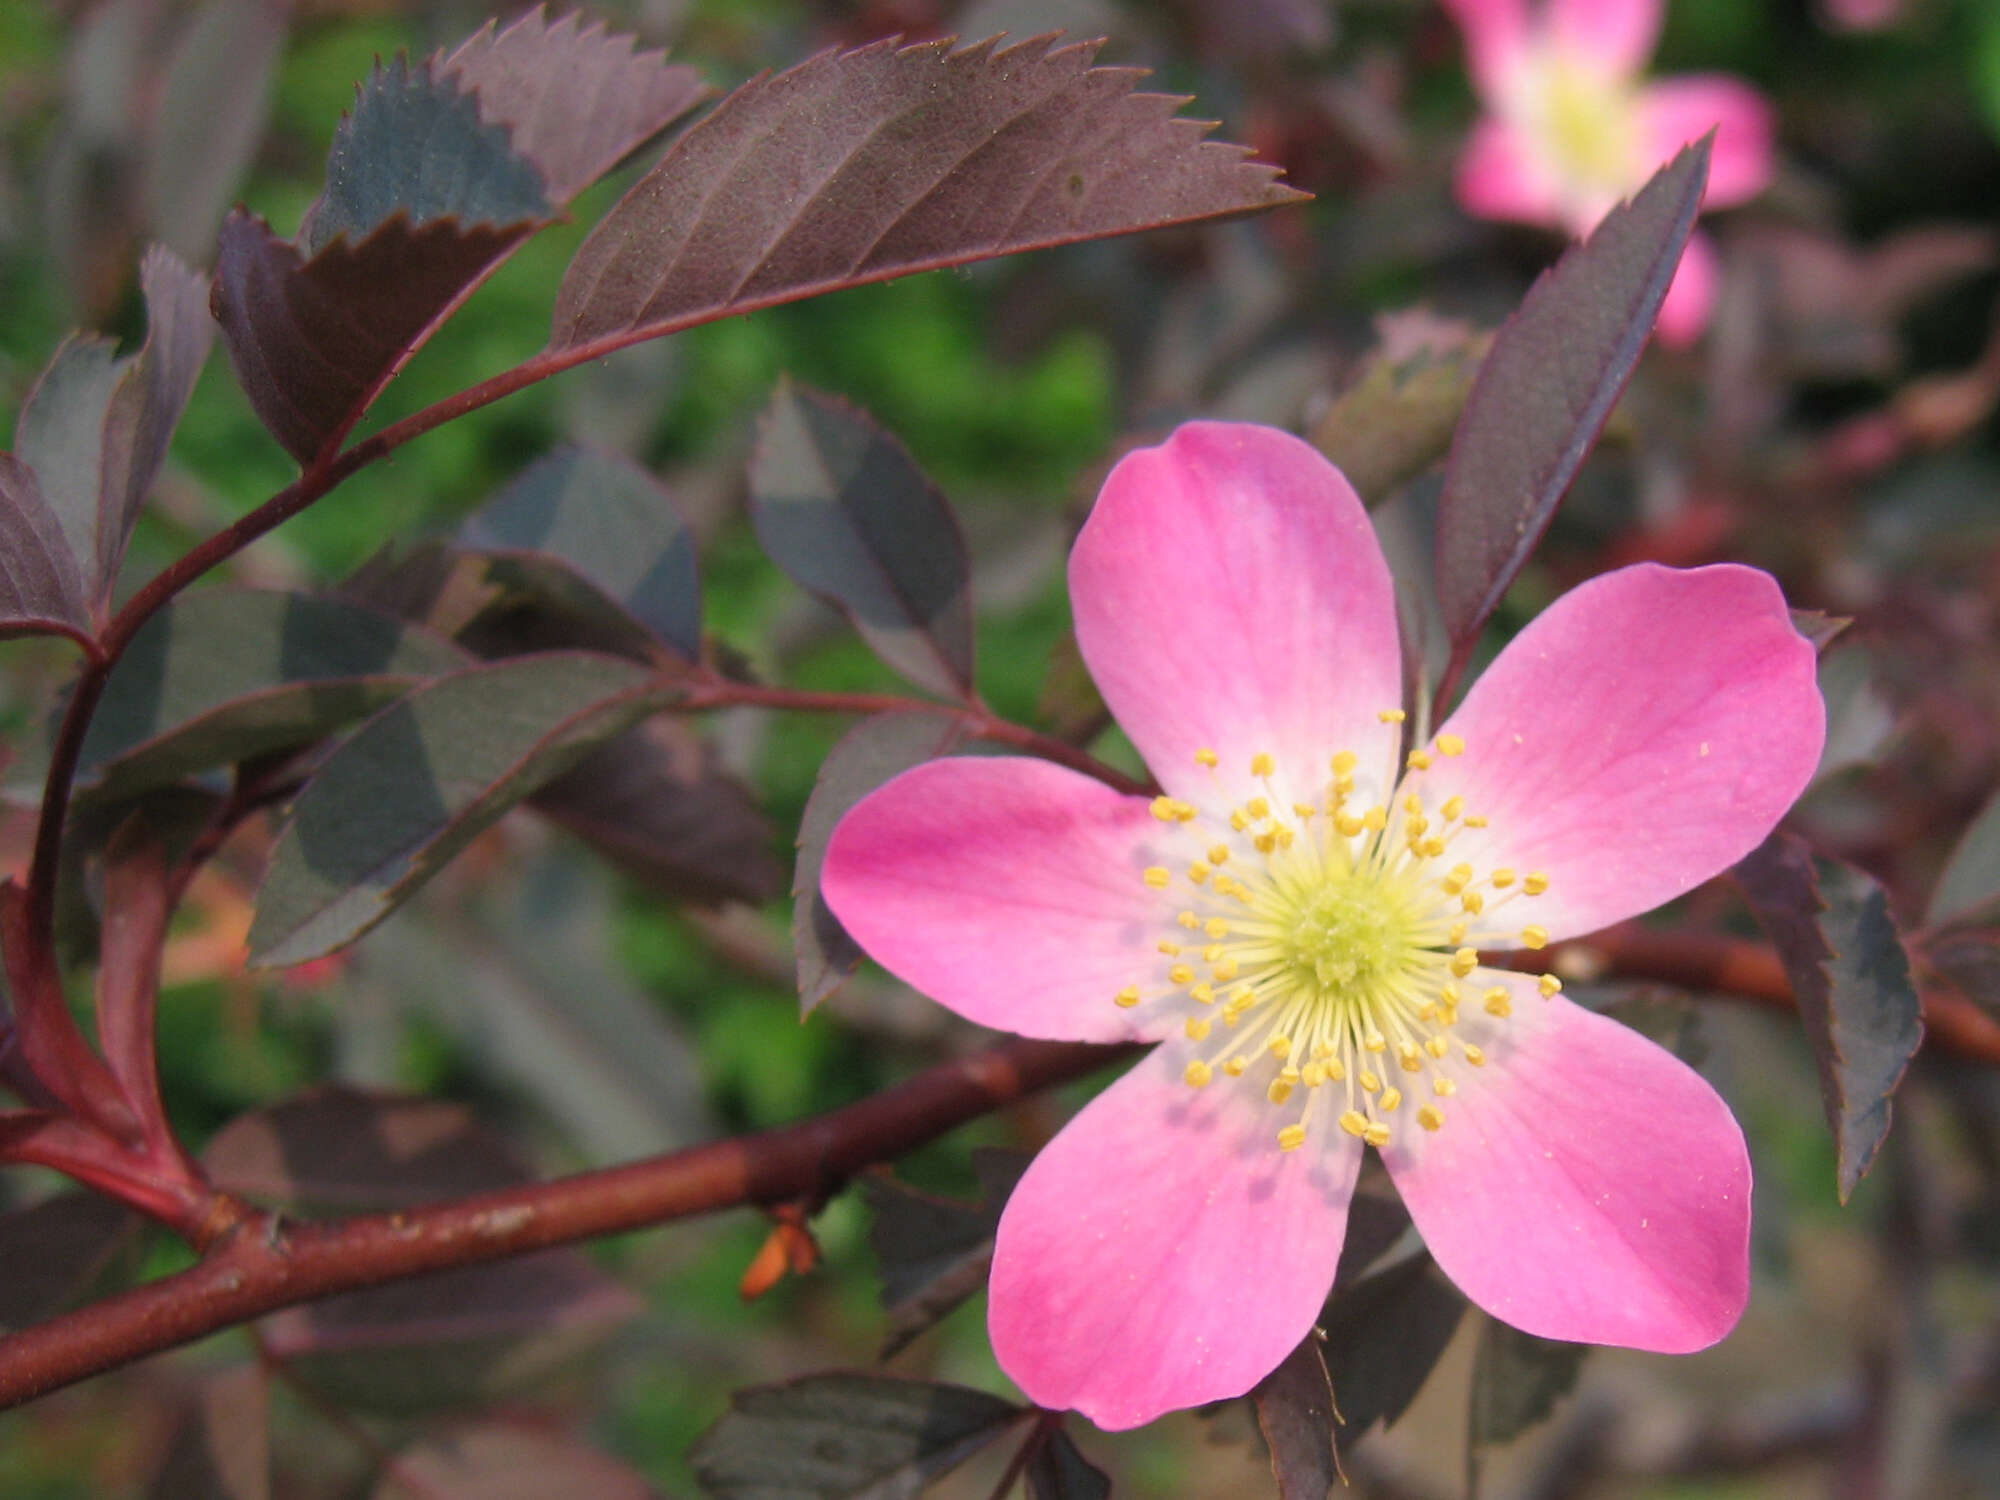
left=551, top=33, right=1305, bottom=350
left=144, top=1366, right=269, bottom=1500
left=249, top=651, right=670, bottom=966
left=1436, top=140, right=1709, bottom=678
left=1737, top=833, right=1926, bottom=1201
left=750, top=383, right=975, bottom=701
left=372, top=1427, right=655, bottom=1500
left=460, top=445, right=701, bottom=660
left=791, top=710, right=967, bottom=1013
left=863, top=1147, right=1028, bottom=1357
left=1318, top=1253, right=1466, bottom=1438
left=73, top=588, right=466, bottom=802
left=1252, top=1335, right=1340, bottom=1500
left=0, top=456, right=91, bottom=637
left=690, top=1374, right=1027, bottom=1500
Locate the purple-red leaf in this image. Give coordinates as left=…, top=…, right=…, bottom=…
left=145, top=1366, right=269, bottom=1500
left=862, top=1147, right=1028, bottom=1358
left=435, top=5, right=710, bottom=205
left=0, top=1192, right=139, bottom=1334
left=1434, top=139, right=1710, bottom=696
left=1023, top=1422, right=1111, bottom=1500
left=1736, top=833, right=1926, bottom=1201
left=94, top=820, right=173, bottom=1142
left=1319, top=1253, right=1465, bottom=1438
left=0, top=456, right=92, bottom=640
left=551, top=32, right=1305, bottom=351
left=373, top=1426, right=656, bottom=1500
left=1254, top=1334, right=1341, bottom=1500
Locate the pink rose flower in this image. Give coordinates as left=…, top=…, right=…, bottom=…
left=1444, top=0, right=1776, bottom=344
left=822, top=423, right=1824, bottom=1430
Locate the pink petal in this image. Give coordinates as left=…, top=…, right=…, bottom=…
left=1638, top=75, right=1776, bottom=208
left=1654, top=229, right=1718, bottom=347
left=1549, top=0, right=1664, bottom=77
left=1423, top=563, right=1824, bottom=943
left=1070, top=422, right=1403, bottom=813
left=1440, top=0, right=1532, bottom=99
left=821, top=756, right=1172, bottom=1043
left=990, top=1046, right=1361, bottom=1429
left=1455, top=116, right=1566, bottom=228
left=1381, top=979, right=1750, bottom=1351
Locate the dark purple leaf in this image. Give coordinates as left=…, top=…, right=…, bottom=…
left=1312, top=317, right=1491, bottom=505
left=1253, top=1334, right=1340, bottom=1500
left=434, top=5, right=710, bottom=206
left=1930, top=786, right=2000, bottom=927
left=1736, top=833, right=1926, bottom=1201
left=690, top=1373, right=1027, bottom=1499
left=94, top=819, right=172, bottom=1136
left=551, top=33, right=1305, bottom=351
left=1331, top=1159, right=1411, bottom=1291
left=74, top=588, right=467, bottom=802
left=0, top=1191, right=139, bottom=1334
left=1434, top=140, right=1710, bottom=689
left=750, top=383, right=975, bottom=701
left=532, top=718, right=784, bottom=907
left=145, top=1366, right=269, bottom=1500
left=863, top=1148, right=1029, bottom=1358
left=248, top=652, right=671, bottom=966
left=460, top=445, right=701, bottom=660
left=207, top=1088, right=641, bottom=1413
left=1791, top=608, right=1853, bottom=654
left=14, top=248, right=212, bottom=604
left=793, top=710, right=967, bottom=1014
left=1466, top=1318, right=1586, bottom=1478
left=1917, top=923, right=2000, bottom=1019
left=0, top=455, right=92, bottom=639
left=1319, top=1253, right=1465, bottom=1437
left=213, top=209, right=534, bottom=467
left=1023, top=1423, right=1110, bottom=1500
left=374, top=1426, right=657, bottom=1500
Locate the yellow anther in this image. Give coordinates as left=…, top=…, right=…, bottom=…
left=1448, top=922, right=1469, bottom=946
left=1211, top=876, right=1237, bottom=897
left=1188, top=862, right=1210, bottom=885
left=1399, top=1044, right=1423, bottom=1073
left=1301, top=1062, right=1326, bottom=1088
left=1114, top=986, right=1141, bottom=1008
left=1332, top=750, right=1359, bottom=776
left=1214, top=957, right=1240, bottom=981
left=1464, top=814, right=1489, bottom=829
left=1208, top=845, right=1230, bottom=865
left=1201, top=945, right=1223, bottom=963
left=1434, top=1077, right=1457, bottom=1097
left=1521, top=925, right=1549, bottom=950
left=1229, top=810, right=1248, bottom=832
left=1440, top=983, right=1461, bottom=1006
left=1449, top=862, right=1474, bottom=885
left=1335, top=813, right=1364, bottom=837
left=1363, top=806, right=1387, bottom=832
left=1324, top=1056, right=1346, bottom=1081
left=1359, top=1070, right=1382, bottom=1093
left=1254, top=833, right=1277, bottom=854
left=1403, top=793, right=1424, bottom=816
left=1267, top=1078, right=1294, bottom=1105
left=1407, top=750, right=1433, bottom=771
left=1418, top=1002, right=1437, bottom=1022
left=1269, top=1036, right=1293, bottom=1059
left=1491, top=868, right=1516, bottom=888
left=1229, top=986, right=1254, bottom=1009
left=1184, top=1059, right=1213, bottom=1087
left=1177, top=911, right=1201, bottom=930
left=1293, top=802, right=1317, bottom=820
left=1378, top=708, right=1407, bottom=724
left=1169, top=964, right=1195, bottom=985
left=1143, top=866, right=1171, bottom=888
left=1406, top=815, right=1429, bottom=838
left=1246, top=797, right=1270, bottom=820
left=1539, top=973, right=1562, bottom=998
left=1191, top=983, right=1216, bottom=1005
left=1363, top=1031, right=1387, bottom=1053
left=1150, top=796, right=1187, bottom=822
left=1277, top=1124, right=1307, bottom=1152
left=1436, top=733, right=1466, bottom=757
left=1420, top=837, right=1447, bottom=857
left=1463, top=1044, right=1486, bottom=1066
left=1426, top=1035, right=1450, bottom=1059
left=1523, top=872, right=1549, bottom=895
left=1195, top=747, right=1219, bottom=767
left=1441, top=796, right=1465, bottom=821
left=1450, top=947, right=1479, bottom=977
left=1251, top=752, right=1275, bottom=777
left=1157, top=940, right=1181, bottom=956
left=1339, top=1109, right=1369, bottom=1137
left=1364, top=1122, right=1391, bottom=1147
left=1484, top=988, right=1512, bottom=1017
left=1185, top=1017, right=1212, bottom=1041
left=1224, top=1057, right=1248, bottom=1077
left=1418, top=1105, right=1445, bottom=1132
left=1205, top=918, right=1231, bottom=939
left=1461, top=891, right=1485, bottom=914
left=1379, top=1087, right=1403, bottom=1112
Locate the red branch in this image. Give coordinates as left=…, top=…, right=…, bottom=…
left=0, top=1037, right=1133, bottom=1410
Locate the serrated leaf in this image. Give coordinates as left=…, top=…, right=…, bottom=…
left=301, top=56, right=550, bottom=253
left=1253, top=1335, right=1339, bottom=1500
left=863, top=1148, right=1028, bottom=1358
left=145, top=1366, right=269, bottom=1500
left=214, top=209, right=535, bottom=467
left=1023, top=1425, right=1110, bottom=1500
left=373, top=1427, right=656, bottom=1500
left=248, top=651, right=670, bottom=966
left=1312, top=321, right=1492, bottom=505
left=73, top=588, right=467, bottom=802
left=1930, top=786, right=2000, bottom=927
left=532, top=719, right=784, bottom=908
left=751, top=383, right=974, bottom=700
left=1736, top=833, right=1926, bottom=1201
left=551, top=32, right=1304, bottom=352
left=1466, top=1318, right=1586, bottom=1487
left=206, top=1087, right=641, bottom=1413
left=14, top=248, right=212, bottom=604
left=460, top=445, right=701, bottom=660
left=1791, top=608, right=1853, bottom=653
left=1814, top=644, right=1897, bottom=787
left=1435, top=140, right=1710, bottom=676
left=793, top=711, right=967, bottom=1013
left=690, top=1373, right=1026, bottom=1500
left=1319, top=1253, right=1465, bottom=1438
left=0, top=456, right=92, bottom=638
left=435, top=5, right=710, bottom=205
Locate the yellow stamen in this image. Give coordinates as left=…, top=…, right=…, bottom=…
left=1521, top=925, right=1549, bottom=950
left=1418, top=1105, right=1445, bottom=1131
left=1195, top=747, right=1219, bottom=767
left=1185, top=1059, right=1213, bottom=1087
left=1436, top=733, right=1466, bottom=757
left=1143, top=866, right=1170, bottom=889
left=1277, top=1124, right=1307, bottom=1152
left=1114, top=986, right=1141, bottom=1008
left=1251, top=752, right=1275, bottom=777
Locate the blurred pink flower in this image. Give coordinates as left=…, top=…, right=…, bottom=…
left=1444, top=0, right=1775, bottom=344
left=822, top=424, right=1823, bottom=1431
